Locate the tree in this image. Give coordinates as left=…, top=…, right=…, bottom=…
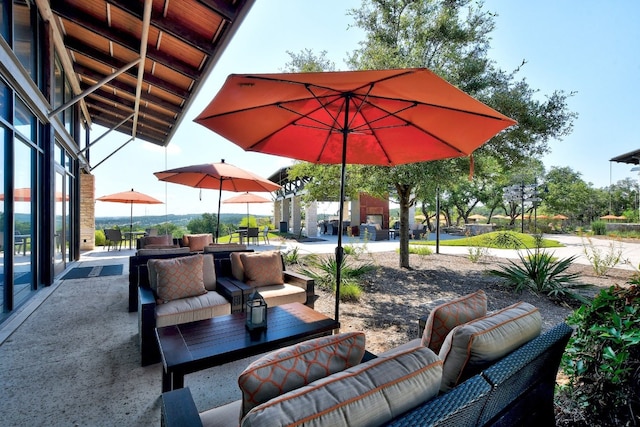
left=543, top=166, right=606, bottom=223
left=346, top=0, right=576, bottom=267
left=187, top=213, right=218, bottom=235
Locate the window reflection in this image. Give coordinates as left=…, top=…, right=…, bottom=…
left=13, top=137, right=33, bottom=307
left=13, top=1, right=35, bottom=79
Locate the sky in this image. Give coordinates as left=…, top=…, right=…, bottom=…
left=90, top=0, right=640, bottom=219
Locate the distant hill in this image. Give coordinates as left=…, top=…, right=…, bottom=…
left=95, top=213, right=268, bottom=229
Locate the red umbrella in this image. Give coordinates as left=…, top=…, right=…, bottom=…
left=154, top=160, right=280, bottom=242
left=223, top=192, right=272, bottom=227
left=0, top=188, right=67, bottom=202
left=195, top=68, right=516, bottom=321
left=96, top=189, right=163, bottom=238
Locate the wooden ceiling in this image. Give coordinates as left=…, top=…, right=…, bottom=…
left=46, top=0, right=254, bottom=147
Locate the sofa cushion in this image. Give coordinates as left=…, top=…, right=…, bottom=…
left=254, top=284, right=306, bottom=307
left=438, top=301, right=542, bottom=392
left=238, top=332, right=366, bottom=417
left=241, top=346, right=442, bottom=427
left=141, top=235, right=173, bottom=247
left=137, top=247, right=190, bottom=256
left=187, top=234, right=213, bottom=252
left=240, top=251, right=284, bottom=287
left=155, top=291, right=231, bottom=327
left=153, top=255, right=206, bottom=303
left=202, top=254, right=216, bottom=291
left=421, top=290, right=487, bottom=353
left=230, top=252, right=244, bottom=281
left=203, top=243, right=247, bottom=253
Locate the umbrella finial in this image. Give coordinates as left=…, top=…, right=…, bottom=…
left=221, top=159, right=225, bottom=163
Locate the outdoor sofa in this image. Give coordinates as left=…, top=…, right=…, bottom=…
left=135, top=247, right=316, bottom=366
left=161, top=294, right=572, bottom=427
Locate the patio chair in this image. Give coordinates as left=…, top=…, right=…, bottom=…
left=246, top=227, right=259, bottom=245
left=260, top=226, right=270, bottom=245
left=104, top=229, right=125, bottom=251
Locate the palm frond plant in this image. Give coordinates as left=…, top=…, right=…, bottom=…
left=300, top=253, right=375, bottom=302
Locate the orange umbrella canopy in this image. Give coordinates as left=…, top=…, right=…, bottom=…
left=552, top=214, right=568, bottom=220
left=223, top=192, right=272, bottom=226
left=195, top=69, right=517, bottom=165
left=154, top=160, right=280, bottom=241
left=97, top=189, right=163, bottom=233
left=600, top=214, right=619, bottom=220
left=195, top=69, right=516, bottom=321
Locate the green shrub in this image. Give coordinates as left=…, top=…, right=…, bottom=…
left=408, top=245, right=433, bottom=256
left=582, top=237, right=624, bottom=276
left=301, top=253, right=374, bottom=302
left=95, top=230, right=106, bottom=247
left=590, top=220, right=607, bottom=235
left=467, top=245, right=488, bottom=263
left=282, top=247, right=300, bottom=266
left=487, top=247, right=589, bottom=303
left=557, top=284, right=640, bottom=426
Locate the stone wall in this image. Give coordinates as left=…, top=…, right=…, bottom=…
left=80, top=173, right=95, bottom=251
left=605, top=223, right=640, bottom=233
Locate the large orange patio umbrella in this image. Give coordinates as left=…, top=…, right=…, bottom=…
left=194, top=68, right=517, bottom=321
left=96, top=189, right=163, bottom=238
left=154, top=160, right=280, bottom=242
left=223, top=192, right=272, bottom=227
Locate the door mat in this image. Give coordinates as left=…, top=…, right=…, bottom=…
left=62, top=265, right=123, bottom=280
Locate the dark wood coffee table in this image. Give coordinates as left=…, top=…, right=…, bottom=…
left=155, top=303, right=340, bottom=392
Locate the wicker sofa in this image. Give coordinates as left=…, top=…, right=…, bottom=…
left=161, top=320, right=572, bottom=427
left=134, top=247, right=316, bottom=366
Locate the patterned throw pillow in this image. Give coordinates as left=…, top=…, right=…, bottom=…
left=238, top=332, right=366, bottom=417
left=154, top=254, right=206, bottom=303
left=241, top=346, right=442, bottom=427
left=421, top=290, right=487, bottom=353
left=240, top=251, right=284, bottom=287
left=438, top=301, right=542, bottom=392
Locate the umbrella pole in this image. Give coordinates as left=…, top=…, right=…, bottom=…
left=130, top=201, right=133, bottom=249
left=216, top=179, right=223, bottom=243
left=334, top=96, right=350, bottom=324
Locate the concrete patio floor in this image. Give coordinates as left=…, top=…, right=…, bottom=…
left=1, top=233, right=638, bottom=426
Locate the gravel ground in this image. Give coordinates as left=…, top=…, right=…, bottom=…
left=292, top=251, right=635, bottom=354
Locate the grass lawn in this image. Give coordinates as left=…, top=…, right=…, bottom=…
left=410, top=231, right=564, bottom=249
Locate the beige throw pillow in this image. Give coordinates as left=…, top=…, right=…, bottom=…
left=421, top=290, right=487, bottom=353
left=230, top=252, right=244, bottom=281
left=153, top=254, right=206, bottom=303
left=438, top=301, right=542, bottom=392
left=240, top=251, right=284, bottom=287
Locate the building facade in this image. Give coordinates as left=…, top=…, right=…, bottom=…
left=1, top=1, right=84, bottom=324
left=0, top=0, right=254, bottom=324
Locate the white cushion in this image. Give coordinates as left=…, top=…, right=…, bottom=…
left=155, top=292, right=231, bottom=327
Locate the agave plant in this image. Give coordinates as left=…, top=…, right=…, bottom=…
left=487, top=247, right=590, bottom=303
left=300, top=253, right=375, bottom=301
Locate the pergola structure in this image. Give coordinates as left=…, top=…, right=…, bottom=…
left=610, top=148, right=640, bottom=165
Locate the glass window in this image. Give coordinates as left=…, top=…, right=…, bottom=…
left=14, top=97, right=35, bottom=142
left=64, top=80, right=72, bottom=134
left=13, top=1, right=35, bottom=79
left=13, top=136, right=34, bottom=307
left=0, top=125, right=5, bottom=309
left=0, top=78, right=8, bottom=120
left=0, top=0, right=9, bottom=42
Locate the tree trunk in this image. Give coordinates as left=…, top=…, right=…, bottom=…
left=397, top=184, right=413, bottom=269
